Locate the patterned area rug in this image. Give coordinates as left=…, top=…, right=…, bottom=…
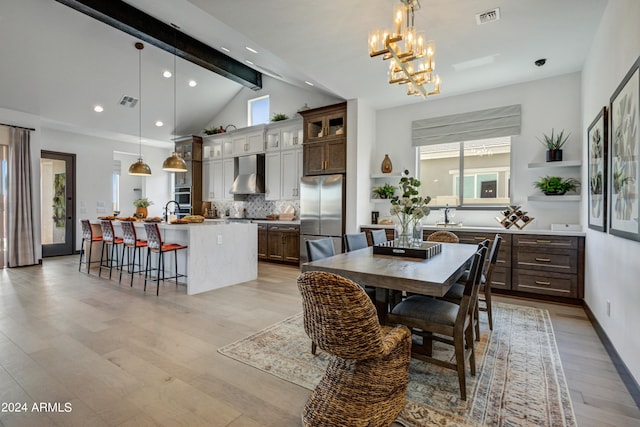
left=219, top=302, right=576, bottom=427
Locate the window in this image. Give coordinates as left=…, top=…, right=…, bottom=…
left=418, top=137, right=511, bottom=207
left=248, top=95, right=269, bottom=126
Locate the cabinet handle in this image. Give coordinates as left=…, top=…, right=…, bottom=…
left=535, top=257, right=551, bottom=262
left=536, top=239, right=552, bottom=243
left=473, top=236, right=487, bottom=240
left=535, top=280, right=551, bottom=286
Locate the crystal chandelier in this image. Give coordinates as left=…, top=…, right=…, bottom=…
left=368, top=0, right=441, bottom=97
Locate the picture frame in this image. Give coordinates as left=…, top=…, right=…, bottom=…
left=587, top=107, right=608, bottom=231
left=609, top=56, right=640, bottom=241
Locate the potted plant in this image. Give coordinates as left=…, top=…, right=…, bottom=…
left=133, top=198, right=153, bottom=218
left=372, top=183, right=396, bottom=199
left=538, top=128, right=570, bottom=162
left=271, top=113, right=289, bottom=122
left=533, top=176, right=580, bottom=195
left=203, top=126, right=225, bottom=135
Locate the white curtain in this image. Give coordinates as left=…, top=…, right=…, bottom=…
left=7, top=127, right=37, bottom=267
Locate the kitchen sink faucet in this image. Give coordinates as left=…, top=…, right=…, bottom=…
left=164, top=200, right=182, bottom=222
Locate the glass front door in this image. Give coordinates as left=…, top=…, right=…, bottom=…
left=40, top=151, right=75, bottom=257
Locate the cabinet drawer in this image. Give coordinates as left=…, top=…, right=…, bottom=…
left=513, top=235, right=578, bottom=250
left=489, top=266, right=510, bottom=290
left=513, top=248, right=577, bottom=274
left=512, top=269, right=577, bottom=298
left=455, top=232, right=511, bottom=267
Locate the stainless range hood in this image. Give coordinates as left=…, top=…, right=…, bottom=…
left=230, top=154, right=265, bottom=195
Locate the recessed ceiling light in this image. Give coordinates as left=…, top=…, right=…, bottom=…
left=221, top=46, right=230, bottom=53
left=188, top=80, right=197, bottom=87
left=245, top=46, right=258, bottom=53
left=163, top=70, right=172, bottom=78
left=155, top=121, right=164, bottom=127
left=305, top=81, right=315, bottom=86
left=245, top=60, right=254, bottom=65
left=93, top=105, right=104, bottom=112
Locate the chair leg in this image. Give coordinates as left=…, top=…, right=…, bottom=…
left=98, top=242, right=107, bottom=277
left=474, top=300, right=480, bottom=341
left=311, top=341, right=317, bottom=355
left=144, top=249, right=151, bottom=292
left=466, top=323, right=476, bottom=376
left=454, top=333, right=467, bottom=401
left=156, top=251, right=163, bottom=296
left=79, top=238, right=85, bottom=271
left=484, top=285, right=494, bottom=330
left=86, top=240, right=93, bottom=274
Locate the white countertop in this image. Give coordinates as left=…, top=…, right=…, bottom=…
left=361, top=223, right=586, bottom=237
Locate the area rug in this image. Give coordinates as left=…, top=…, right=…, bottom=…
left=219, top=302, right=576, bottom=427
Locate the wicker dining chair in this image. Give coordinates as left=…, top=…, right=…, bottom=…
left=426, top=230, right=460, bottom=243
left=297, top=271, right=411, bottom=426
left=387, top=245, right=487, bottom=401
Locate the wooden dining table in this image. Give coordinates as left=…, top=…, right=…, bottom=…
left=300, top=242, right=478, bottom=324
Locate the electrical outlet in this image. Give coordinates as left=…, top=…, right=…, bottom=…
left=217, top=234, right=222, bottom=245
left=606, top=300, right=611, bottom=317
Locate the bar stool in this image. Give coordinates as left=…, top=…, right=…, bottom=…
left=119, top=221, right=147, bottom=287
left=79, top=219, right=102, bottom=273
left=143, top=223, right=188, bottom=296
left=99, top=220, right=124, bottom=279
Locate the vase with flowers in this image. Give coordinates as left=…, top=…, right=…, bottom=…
left=390, top=170, right=431, bottom=246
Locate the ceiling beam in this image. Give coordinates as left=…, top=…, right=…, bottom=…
left=54, top=0, right=262, bottom=90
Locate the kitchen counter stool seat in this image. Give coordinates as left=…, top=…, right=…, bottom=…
left=98, top=220, right=123, bottom=279
left=143, top=223, right=188, bottom=296
left=119, top=221, right=148, bottom=287
left=79, top=219, right=102, bottom=273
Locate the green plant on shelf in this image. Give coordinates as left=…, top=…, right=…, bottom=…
left=537, top=128, right=570, bottom=150
left=271, top=113, right=289, bottom=122
left=372, top=183, right=396, bottom=199
left=533, top=176, right=580, bottom=195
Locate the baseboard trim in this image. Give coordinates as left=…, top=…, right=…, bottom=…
left=583, top=302, right=640, bottom=409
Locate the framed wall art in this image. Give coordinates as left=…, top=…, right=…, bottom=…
left=609, top=56, right=640, bottom=241
left=588, top=107, right=608, bottom=231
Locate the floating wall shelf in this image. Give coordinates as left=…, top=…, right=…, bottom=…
left=528, top=160, right=582, bottom=169
left=527, top=195, right=581, bottom=202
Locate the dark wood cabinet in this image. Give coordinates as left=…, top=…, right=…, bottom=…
left=174, top=135, right=203, bottom=215
left=301, top=102, right=347, bottom=176
left=257, top=224, right=268, bottom=259
left=259, top=224, right=300, bottom=265
left=360, top=226, right=584, bottom=302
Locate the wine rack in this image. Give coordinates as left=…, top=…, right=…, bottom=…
left=495, top=205, right=534, bottom=230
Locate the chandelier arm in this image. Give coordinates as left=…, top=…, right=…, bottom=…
left=388, top=44, right=427, bottom=96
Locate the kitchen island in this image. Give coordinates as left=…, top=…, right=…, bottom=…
left=105, top=221, right=257, bottom=295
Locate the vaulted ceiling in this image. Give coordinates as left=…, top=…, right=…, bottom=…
left=0, top=0, right=608, bottom=148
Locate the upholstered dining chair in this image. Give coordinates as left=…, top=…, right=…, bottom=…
left=343, top=233, right=377, bottom=302
left=441, top=235, right=502, bottom=335
left=426, top=230, right=460, bottom=243
left=297, top=271, right=411, bottom=427
left=343, top=232, right=368, bottom=252
left=305, top=237, right=336, bottom=262
left=387, top=244, right=487, bottom=401
left=370, top=229, right=388, bottom=245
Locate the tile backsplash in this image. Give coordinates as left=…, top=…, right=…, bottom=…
left=210, top=194, right=299, bottom=218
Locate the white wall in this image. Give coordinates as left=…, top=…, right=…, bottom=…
left=41, top=128, right=172, bottom=250
left=581, top=0, right=640, bottom=385
left=208, top=75, right=342, bottom=128
left=374, top=73, right=583, bottom=229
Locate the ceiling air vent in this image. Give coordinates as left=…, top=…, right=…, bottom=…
left=118, top=95, right=138, bottom=108
left=476, top=8, right=501, bottom=25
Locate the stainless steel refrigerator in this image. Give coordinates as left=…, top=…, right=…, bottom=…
left=299, top=174, right=345, bottom=264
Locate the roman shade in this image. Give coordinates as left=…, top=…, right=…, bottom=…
left=412, top=104, right=521, bottom=146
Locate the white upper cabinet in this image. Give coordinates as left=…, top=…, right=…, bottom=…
left=281, top=148, right=303, bottom=199
left=265, top=152, right=282, bottom=200
left=232, top=127, right=265, bottom=155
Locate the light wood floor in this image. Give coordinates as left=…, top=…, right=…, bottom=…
left=0, top=257, right=638, bottom=426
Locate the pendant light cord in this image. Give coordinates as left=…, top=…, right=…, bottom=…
left=139, top=43, right=142, bottom=158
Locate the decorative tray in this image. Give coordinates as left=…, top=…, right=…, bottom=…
left=373, top=241, right=442, bottom=259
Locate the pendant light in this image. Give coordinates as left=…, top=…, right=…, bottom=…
left=163, top=24, right=188, bottom=172
left=129, top=42, right=152, bottom=176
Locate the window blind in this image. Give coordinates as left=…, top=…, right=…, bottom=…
left=412, top=104, right=521, bottom=146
